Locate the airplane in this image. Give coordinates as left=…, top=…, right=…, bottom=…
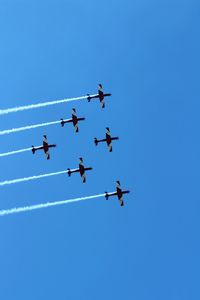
left=67, top=158, right=92, bottom=183
left=32, top=135, right=56, bottom=160
left=60, top=108, right=85, bottom=133
left=105, top=181, right=130, bottom=206
left=87, top=84, right=111, bottom=108
left=94, top=127, right=119, bottom=152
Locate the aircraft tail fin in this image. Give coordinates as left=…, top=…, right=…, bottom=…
left=105, top=192, right=109, bottom=200
left=32, top=146, right=35, bottom=154
left=60, top=119, right=64, bottom=127
left=94, top=138, right=98, bottom=146
left=87, top=94, right=91, bottom=102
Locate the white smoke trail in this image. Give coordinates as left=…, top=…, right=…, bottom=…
left=0, top=169, right=72, bottom=186
left=0, top=193, right=105, bottom=216
left=0, top=119, right=64, bottom=136
left=0, top=147, right=33, bottom=157
left=0, top=94, right=97, bottom=116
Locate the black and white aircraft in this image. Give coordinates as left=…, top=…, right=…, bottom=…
left=94, top=127, right=119, bottom=152
left=105, top=181, right=130, bottom=206
left=87, top=84, right=111, bottom=108
left=60, top=108, right=85, bottom=132
left=67, top=158, right=92, bottom=183
left=32, top=135, right=56, bottom=160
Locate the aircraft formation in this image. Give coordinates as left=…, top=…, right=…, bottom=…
left=1, top=84, right=130, bottom=208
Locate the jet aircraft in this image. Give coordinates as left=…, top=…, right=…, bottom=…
left=32, top=135, right=56, bottom=160
left=105, top=181, right=130, bottom=206
left=87, top=84, right=111, bottom=108
left=60, top=108, right=85, bottom=132
left=67, top=158, right=92, bottom=183
left=94, top=127, right=119, bottom=152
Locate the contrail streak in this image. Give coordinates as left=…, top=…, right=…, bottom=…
left=0, top=169, right=73, bottom=186
left=0, top=94, right=97, bottom=116
left=0, top=119, right=64, bottom=136
left=0, top=193, right=105, bottom=216
left=0, top=147, right=33, bottom=157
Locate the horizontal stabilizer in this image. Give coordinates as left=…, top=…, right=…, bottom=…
left=94, top=138, right=98, bottom=146
left=105, top=192, right=109, bottom=200
left=60, top=119, right=65, bottom=127
left=32, top=147, right=35, bottom=154
left=87, top=94, right=91, bottom=102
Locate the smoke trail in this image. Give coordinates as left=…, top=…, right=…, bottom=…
left=0, top=193, right=105, bottom=216
left=0, top=147, right=33, bottom=157
left=0, top=169, right=71, bottom=186
left=0, top=94, right=97, bottom=116
left=0, top=119, right=63, bottom=136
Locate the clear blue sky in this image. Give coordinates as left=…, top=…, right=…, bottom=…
left=0, top=0, right=199, bottom=299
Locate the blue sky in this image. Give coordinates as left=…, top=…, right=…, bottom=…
left=0, top=0, right=200, bottom=299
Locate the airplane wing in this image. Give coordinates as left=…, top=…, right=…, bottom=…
left=118, top=195, right=124, bottom=207
left=80, top=167, right=92, bottom=183
left=116, top=180, right=121, bottom=189
left=100, top=99, right=105, bottom=108
left=106, top=128, right=112, bottom=151
left=81, top=172, right=86, bottom=183
left=98, top=84, right=103, bottom=92
left=116, top=181, right=124, bottom=206
left=45, top=150, right=50, bottom=160
left=108, top=137, right=119, bottom=152
left=43, top=135, right=48, bottom=143
left=73, top=121, right=78, bottom=133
